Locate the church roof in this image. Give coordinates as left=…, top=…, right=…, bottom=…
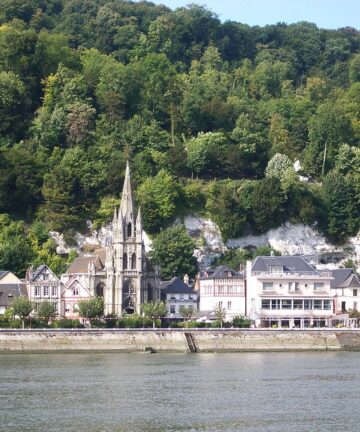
left=66, top=248, right=106, bottom=274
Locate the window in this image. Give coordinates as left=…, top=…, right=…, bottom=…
left=65, top=304, right=71, bottom=313
left=53, top=302, right=58, bottom=312
left=288, top=282, right=292, bottom=291
left=261, top=300, right=270, bottom=309
left=293, top=299, right=303, bottom=309
left=180, top=295, right=184, bottom=300
left=294, top=282, right=300, bottom=292
left=281, top=300, right=292, bottom=309
left=123, top=253, right=128, bottom=270
left=227, top=301, right=232, bottom=310
left=35, top=286, right=41, bottom=297
left=314, top=283, right=324, bottom=292
left=354, top=289, right=358, bottom=297
left=43, top=286, right=49, bottom=297
left=271, top=299, right=281, bottom=309
left=218, top=301, right=223, bottom=308
left=323, top=300, right=332, bottom=310
left=170, top=305, right=176, bottom=314
left=314, top=300, right=322, bottom=310
left=73, top=287, right=79, bottom=296
left=269, top=266, right=283, bottom=274
left=73, top=304, right=79, bottom=312
left=304, top=300, right=312, bottom=310
left=263, top=282, right=274, bottom=291
left=52, top=286, right=57, bottom=297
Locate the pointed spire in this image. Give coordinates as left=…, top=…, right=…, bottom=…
left=120, top=161, right=134, bottom=218
left=136, top=206, right=142, bottom=236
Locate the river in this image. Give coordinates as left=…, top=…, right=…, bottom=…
left=1, top=352, right=360, bottom=431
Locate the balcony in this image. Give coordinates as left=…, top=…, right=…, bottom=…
left=253, top=271, right=332, bottom=278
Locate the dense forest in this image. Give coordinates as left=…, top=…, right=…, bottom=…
left=0, top=0, right=360, bottom=276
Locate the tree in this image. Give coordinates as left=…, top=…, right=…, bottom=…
left=78, top=297, right=104, bottom=327
left=179, top=306, right=194, bottom=326
left=214, top=303, right=226, bottom=328
left=142, top=301, right=167, bottom=328
left=150, top=224, right=198, bottom=280
left=137, top=170, right=180, bottom=233
left=11, top=296, right=33, bottom=329
left=37, top=300, right=56, bottom=323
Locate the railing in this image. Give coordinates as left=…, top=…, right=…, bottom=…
left=252, top=271, right=332, bottom=277
left=168, top=299, right=197, bottom=304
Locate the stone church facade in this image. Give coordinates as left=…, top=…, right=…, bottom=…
left=61, top=162, right=160, bottom=316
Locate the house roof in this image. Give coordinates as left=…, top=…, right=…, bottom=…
left=0, top=271, right=9, bottom=280
left=0, top=283, right=27, bottom=307
left=160, top=277, right=196, bottom=295
left=67, top=248, right=106, bottom=274
left=200, top=265, right=243, bottom=279
left=330, top=269, right=360, bottom=288
left=30, top=264, right=60, bottom=282
left=251, top=256, right=316, bottom=273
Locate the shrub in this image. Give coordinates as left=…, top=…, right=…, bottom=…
left=232, top=316, right=251, bottom=328
left=52, top=319, right=84, bottom=328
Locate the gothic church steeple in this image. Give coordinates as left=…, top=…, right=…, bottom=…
left=119, top=161, right=134, bottom=219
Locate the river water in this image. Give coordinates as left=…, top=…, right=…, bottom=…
left=1, top=352, right=360, bottom=432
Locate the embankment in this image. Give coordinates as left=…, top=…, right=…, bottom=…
left=2, top=329, right=360, bottom=353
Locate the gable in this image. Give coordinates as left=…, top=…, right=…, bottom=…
left=0, top=272, right=22, bottom=284
left=32, top=265, right=59, bottom=282
left=62, top=279, right=91, bottom=298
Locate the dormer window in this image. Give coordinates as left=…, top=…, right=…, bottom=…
left=269, top=266, right=283, bottom=274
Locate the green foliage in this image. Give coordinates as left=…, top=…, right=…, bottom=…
left=179, top=306, right=194, bottom=323
left=11, top=296, right=33, bottom=328
left=137, top=169, right=180, bottom=233
left=141, top=301, right=167, bottom=328
left=150, top=224, right=198, bottom=280
left=232, top=316, right=251, bottom=328
left=52, top=319, right=84, bottom=328
left=78, top=297, right=104, bottom=323
left=0, top=2, right=358, bottom=250
left=37, top=300, right=56, bottom=321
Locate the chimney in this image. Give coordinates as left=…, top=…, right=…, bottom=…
left=183, top=274, right=189, bottom=285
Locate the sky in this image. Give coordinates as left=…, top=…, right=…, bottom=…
left=146, top=0, right=360, bottom=29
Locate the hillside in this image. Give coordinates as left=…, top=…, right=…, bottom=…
left=0, top=0, right=359, bottom=276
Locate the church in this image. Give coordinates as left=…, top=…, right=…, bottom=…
left=60, top=162, right=160, bottom=316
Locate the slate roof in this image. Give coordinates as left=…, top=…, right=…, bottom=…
left=330, top=269, right=360, bottom=288
left=251, top=256, right=316, bottom=273
left=67, top=248, right=106, bottom=274
left=200, top=265, right=243, bottom=279
left=0, top=271, right=9, bottom=280
left=160, top=277, right=196, bottom=295
left=0, top=283, right=27, bottom=308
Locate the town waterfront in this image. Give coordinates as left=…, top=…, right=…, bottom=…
left=1, top=352, right=360, bottom=432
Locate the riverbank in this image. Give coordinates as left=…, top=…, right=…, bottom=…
left=1, top=329, right=360, bottom=353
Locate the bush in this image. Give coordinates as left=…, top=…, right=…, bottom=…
left=232, top=316, right=251, bottom=328
left=52, top=319, right=84, bottom=328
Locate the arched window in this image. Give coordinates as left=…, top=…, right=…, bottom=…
left=127, top=222, right=132, bottom=238
left=123, top=252, right=128, bottom=270
left=96, top=283, right=104, bottom=297
left=131, top=253, right=136, bottom=269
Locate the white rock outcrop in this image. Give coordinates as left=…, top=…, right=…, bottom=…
left=50, top=215, right=360, bottom=271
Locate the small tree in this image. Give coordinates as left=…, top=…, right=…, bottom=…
left=142, top=301, right=167, bottom=329
left=179, top=306, right=194, bottom=327
left=11, top=296, right=33, bottom=329
left=37, top=301, right=56, bottom=323
left=78, top=297, right=104, bottom=327
left=214, top=304, right=226, bottom=328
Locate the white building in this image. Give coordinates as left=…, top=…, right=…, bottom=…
left=246, top=256, right=334, bottom=328
left=26, top=265, right=62, bottom=316
left=198, top=266, right=245, bottom=321
left=161, top=276, right=198, bottom=319
left=330, top=269, right=360, bottom=314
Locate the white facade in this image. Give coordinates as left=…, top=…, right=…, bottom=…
left=166, top=292, right=198, bottom=318
left=330, top=269, right=360, bottom=314
left=246, top=257, right=334, bottom=328
left=198, top=266, right=245, bottom=320
left=27, top=265, right=62, bottom=317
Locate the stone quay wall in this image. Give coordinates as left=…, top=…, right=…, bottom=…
left=1, top=329, right=360, bottom=353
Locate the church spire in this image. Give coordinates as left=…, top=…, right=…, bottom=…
left=119, top=161, right=134, bottom=218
